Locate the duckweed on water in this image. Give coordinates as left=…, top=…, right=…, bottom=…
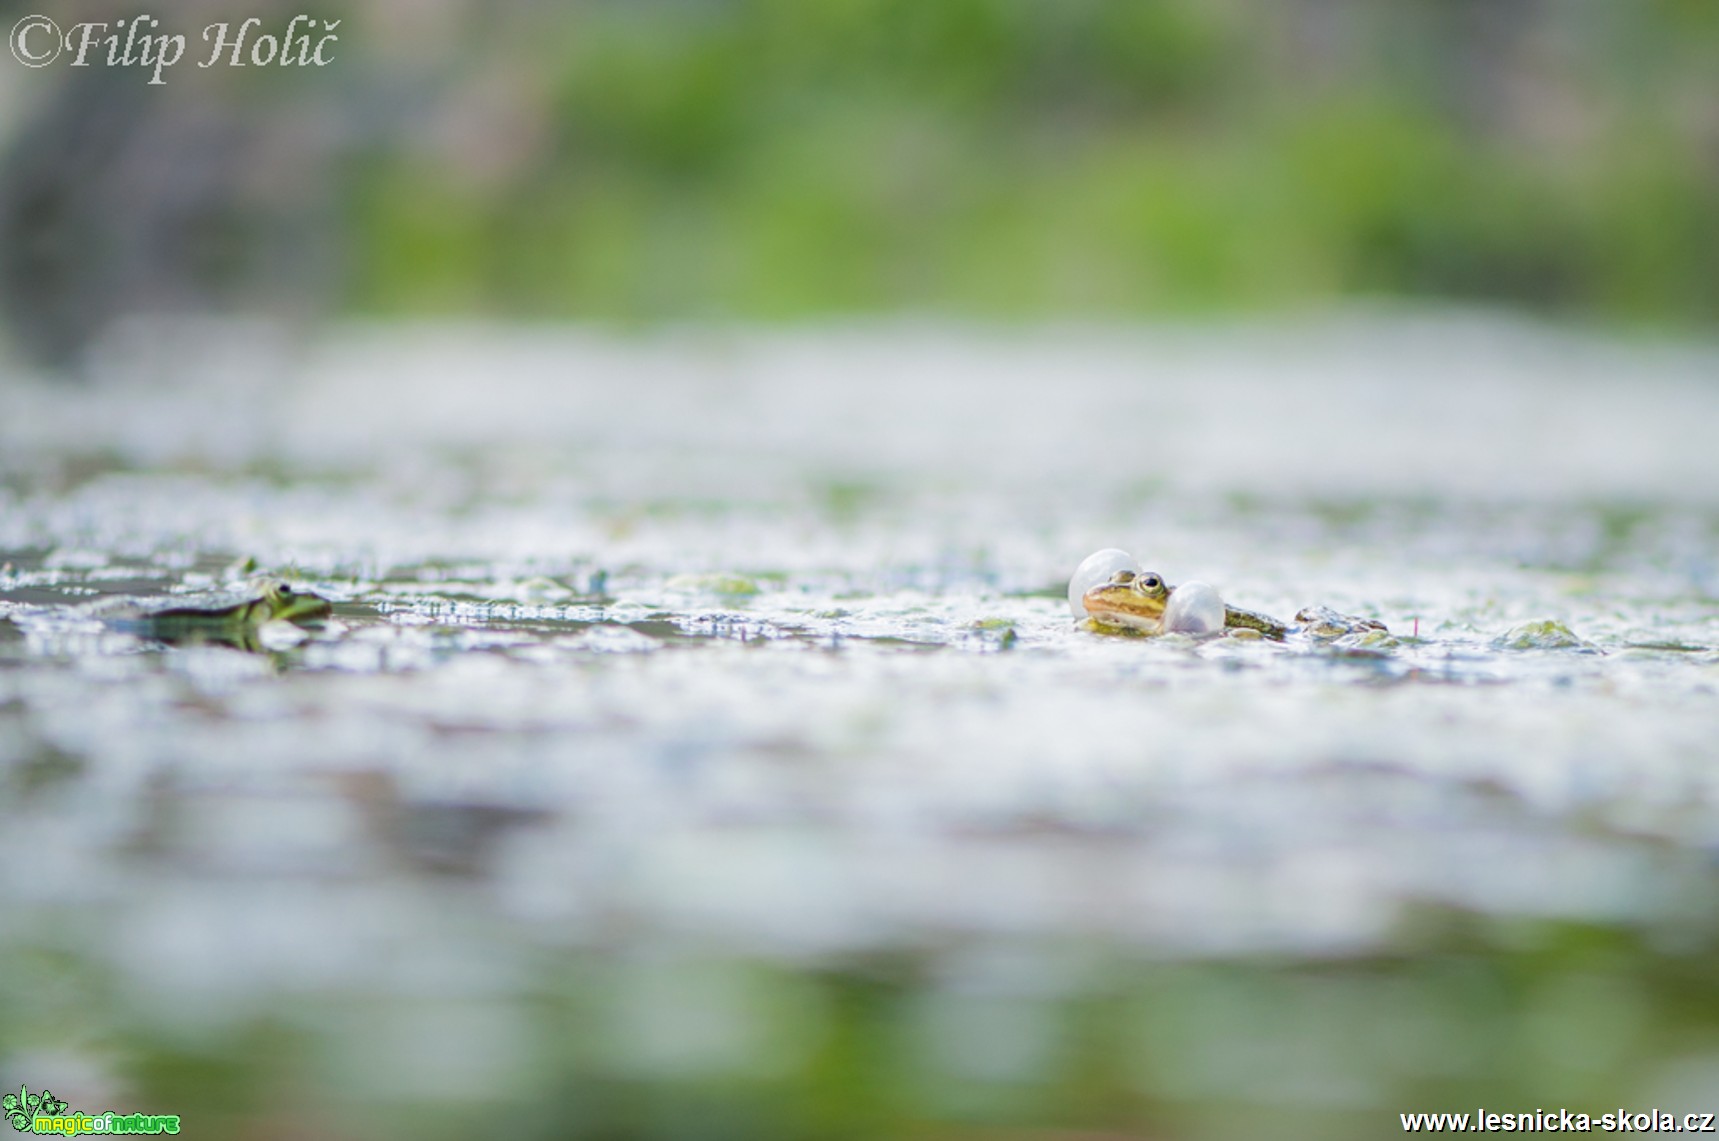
left=2, top=320, right=1718, bottom=1138
left=664, top=572, right=763, bottom=596
left=1495, top=620, right=1599, bottom=652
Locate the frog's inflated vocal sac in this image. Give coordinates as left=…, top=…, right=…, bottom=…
left=1082, top=569, right=1387, bottom=642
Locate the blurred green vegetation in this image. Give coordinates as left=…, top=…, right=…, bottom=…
left=8, top=915, right=1719, bottom=1140
left=347, top=0, right=1719, bottom=327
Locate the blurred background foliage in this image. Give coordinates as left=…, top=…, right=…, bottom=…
left=348, top=0, right=1719, bottom=325
left=1, top=0, right=1717, bottom=366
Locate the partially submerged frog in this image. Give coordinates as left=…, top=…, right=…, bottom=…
left=1075, top=555, right=1387, bottom=643
left=116, top=578, right=333, bottom=649
left=1082, top=568, right=1294, bottom=638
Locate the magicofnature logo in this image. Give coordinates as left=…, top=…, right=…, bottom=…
left=4, top=1087, right=68, bottom=1131
left=4, top=1085, right=181, bottom=1135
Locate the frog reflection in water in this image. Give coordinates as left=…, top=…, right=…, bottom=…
left=1082, top=569, right=1385, bottom=642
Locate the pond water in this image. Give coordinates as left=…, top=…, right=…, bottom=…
left=2, top=315, right=1718, bottom=1138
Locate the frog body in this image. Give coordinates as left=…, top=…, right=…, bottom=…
left=1081, top=570, right=1383, bottom=643
left=117, top=578, right=332, bottom=648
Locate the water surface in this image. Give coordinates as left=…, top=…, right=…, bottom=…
left=3, top=316, right=1717, bottom=1138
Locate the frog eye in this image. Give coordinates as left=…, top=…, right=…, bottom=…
left=1108, top=570, right=1135, bottom=586
left=277, top=583, right=293, bottom=596
left=1137, top=573, right=1163, bottom=591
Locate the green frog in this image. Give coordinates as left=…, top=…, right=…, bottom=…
left=121, top=578, right=333, bottom=649
left=1081, top=570, right=1385, bottom=642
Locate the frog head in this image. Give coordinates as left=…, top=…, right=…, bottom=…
left=255, top=579, right=333, bottom=624
left=1081, top=568, right=1172, bottom=634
